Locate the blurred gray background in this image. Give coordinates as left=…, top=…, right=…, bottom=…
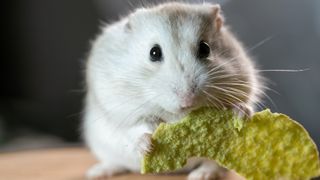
left=1, top=0, right=319, bottom=151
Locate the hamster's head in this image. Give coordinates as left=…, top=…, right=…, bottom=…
left=122, top=3, right=257, bottom=119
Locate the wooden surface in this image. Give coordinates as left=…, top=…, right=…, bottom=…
left=0, top=147, right=244, bottom=180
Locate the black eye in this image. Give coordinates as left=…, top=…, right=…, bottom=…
left=197, top=41, right=210, bottom=59
left=150, top=44, right=163, bottom=62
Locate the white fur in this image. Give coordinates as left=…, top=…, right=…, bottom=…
left=83, top=2, right=261, bottom=179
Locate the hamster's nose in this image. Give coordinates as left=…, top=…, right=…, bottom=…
left=180, top=93, right=195, bottom=110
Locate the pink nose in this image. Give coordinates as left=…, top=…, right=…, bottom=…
left=180, top=93, right=195, bottom=109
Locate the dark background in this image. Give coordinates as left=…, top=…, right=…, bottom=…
left=1, top=0, right=319, bottom=150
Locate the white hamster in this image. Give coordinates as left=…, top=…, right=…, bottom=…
left=83, top=2, right=262, bottom=180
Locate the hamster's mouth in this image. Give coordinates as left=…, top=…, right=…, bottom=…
left=180, top=104, right=203, bottom=113
left=168, top=106, right=200, bottom=115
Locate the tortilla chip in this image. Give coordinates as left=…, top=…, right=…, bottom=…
left=141, top=108, right=320, bottom=180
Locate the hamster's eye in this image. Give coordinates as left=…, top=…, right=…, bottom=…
left=197, top=41, right=210, bottom=59
left=150, top=44, right=163, bottom=62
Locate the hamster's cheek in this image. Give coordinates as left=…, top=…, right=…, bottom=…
left=157, top=96, right=181, bottom=114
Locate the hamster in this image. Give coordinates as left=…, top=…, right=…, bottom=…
left=83, top=2, right=262, bottom=180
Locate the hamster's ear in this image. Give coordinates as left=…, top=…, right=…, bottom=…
left=125, top=8, right=148, bottom=32
left=124, top=12, right=137, bottom=32
left=125, top=20, right=132, bottom=31
left=211, top=4, right=224, bottom=32
left=124, top=14, right=135, bottom=32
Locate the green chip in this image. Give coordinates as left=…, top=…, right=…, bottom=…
left=141, top=108, right=320, bottom=180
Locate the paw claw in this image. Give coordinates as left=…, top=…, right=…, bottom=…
left=188, top=168, right=224, bottom=180
left=188, top=161, right=226, bottom=180
left=232, top=104, right=253, bottom=120
left=137, top=133, right=153, bottom=156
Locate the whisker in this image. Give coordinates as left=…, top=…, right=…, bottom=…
left=232, top=104, right=248, bottom=117
left=257, top=68, right=310, bottom=72
left=208, top=85, right=246, bottom=104
left=207, top=83, right=265, bottom=108
left=217, top=86, right=267, bottom=110
left=206, top=74, right=243, bottom=81
left=201, top=89, right=224, bottom=110
left=206, top=57, right=238, bottom=75
left=215, top=95, right=247, bottom=116
left=246, top=35, right=274, bottom=53
left=206, top=35, right=275, bottom=81
left=212, top=81, right=277, bottom=109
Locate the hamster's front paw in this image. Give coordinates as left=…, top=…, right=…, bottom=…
left=86, top=163, right=127, bottom=179
left=137, top=133, right=153, bottom=156
left=188, top=160, right=226, bottom=180
left=232, top=104, right=253, bottom=120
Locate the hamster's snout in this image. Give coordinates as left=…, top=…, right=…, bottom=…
left=175, top=91, right=195, bottom=110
